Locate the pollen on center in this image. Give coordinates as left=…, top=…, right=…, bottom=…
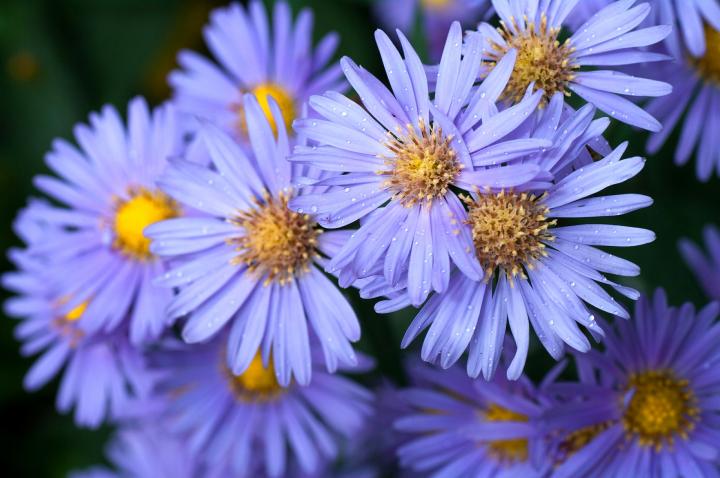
left=381, top=119, right=462, bottom=207
left=229, top=191, right=320, bottom=285
left=487, top=14, right=577, bottom=104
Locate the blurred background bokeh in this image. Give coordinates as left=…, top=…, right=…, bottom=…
left=0, top=0, right=716, bottom=476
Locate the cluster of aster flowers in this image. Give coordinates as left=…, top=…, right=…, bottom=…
left=4, top=0, right=720, bottom=477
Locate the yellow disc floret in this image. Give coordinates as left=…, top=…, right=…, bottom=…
left=693, top=26, right=720, bottom=83
left=623, top=370, right=699, bottom=450
left=53, top=298, right=89, bottom=346
left=229, top=191, right=320, bottom=285
left=236, top=83, right=296, bottom=136
left=487, top=14, right=577, bottom=104
left=483, top=404, right=529, bottom=464
left=227, top=353, right=285, bottom=402
left=381, top=119, right=462, bottom=206
left=113, top=188, right=179, bottom=260
left=464, top=190, right=554, bottom=281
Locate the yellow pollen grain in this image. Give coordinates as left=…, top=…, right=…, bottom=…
left=693, top=25, right=720, bottom=83
left=113, top=188, right=179, bottom=260
left=64, top=302, right=88, bottom=322
left=229, top=191, right=320, bottom=285
left=380, top=119, right=462, bottom=207
left=236, top=82, right=296, bottom=136
left=482, top=404, right=529, bottom=464
left=622, top=370, right=699, bottom=450
left=227, top=353, right=285, bottom=402
left=464, top=189, right=554, bottom=281
left=53, top=298, right=89, bottom=346
left=486, top=14, right=577, bottom=104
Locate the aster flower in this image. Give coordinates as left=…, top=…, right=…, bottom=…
left=3, top=202, right=153, bottom=428
left=373, top=0, right=493, bottom=61
left=679, top=224, right=720, bottom=300
left=149, top=337, right=373, bottom=478
left=395, top=359, right=557, bottom=477
left=290, top=22, right=550, bottom=306
left=545, top=289, right=720, bottom=477
left=27, top=97, right=183, bottom=344
left=474, top=0, right=673, bottom=131
left=146, top=94, right=360, bottom=386
left=399, top=94, right=654, bottom=380
left=170, top=0, right=343, bottom=138
left=642, top=26, right=720, bottom=181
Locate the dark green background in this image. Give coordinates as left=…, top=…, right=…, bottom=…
left=0, top=0, right=713, bottom=476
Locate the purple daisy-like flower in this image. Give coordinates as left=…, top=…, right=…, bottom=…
left=149, top=336, right=373, bottom=478
left=3, top=203, right=153, bottom=428
left=290, top=22, right=550, bottom=306
left=474, top=0, right=672, bottom=131
left=26, top=97, right=183, bottom=344
left=373, top=0, right=493, bottom=61
left=146, top=94, right=360, bottom=386
left=395, top=359, right=557, bottom=477
left=679, top=224, right=720, bottom=300
left=396, top=94, right=654, bottom=380
left=169, top=0, right=342, bottom=139
left=642, top=26, right=720, bottom=181
left=544, top=289, right=720, bottom=477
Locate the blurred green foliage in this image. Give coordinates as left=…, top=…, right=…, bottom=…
left=0, top=0, right=716, bottom=476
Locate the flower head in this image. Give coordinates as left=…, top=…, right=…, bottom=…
left=25, top=98, right=183, bottom=344
left=545, top=289, right=720, bottom=477
left=146, top=94, right=360, bottom=386
left=170, top=0, right=343, bottom=139
left=291, top=22, right=550, bottom=306
left=393, top=95, right=654, bottom=380
left=476, top=0, right=672, bottom=130
left=395, top=360, right=555, bottom=477
left=3, top=202, right=153, bottom=428
left=149, top=337, right=373, bottom=478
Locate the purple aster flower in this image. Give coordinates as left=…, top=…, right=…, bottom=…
left=148, top=336, right=373, bottom=478
left=3, top=203, right=153, bottom=428
left=373, top=0, right=493, bottom=61
left=146, top=94, right=360, bottom=386
left=474, top=0, right=673, bottom=131
left=395, top=359, right=558, bottom=477
left=26, top=97, right=183, bottom=344
left=544, top=289, right=720, bottom=477
left=169, top=0, right=343, bottom=139
left=679, top=224, right=720, bottom=300
left=290, top=22, right=550, bottom=306
left=397, top=94, right=654, bottom=380
left=642, top=26, right=720, bottom=181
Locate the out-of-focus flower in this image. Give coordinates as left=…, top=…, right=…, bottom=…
left=3, top=201, right=154, bottom=428
left=26, top=97, right=183, bottom=344
left=373, top=0, right=493, bottom=61
left=170, top=0, right=343, bottom=138
left=474, top=0, right=672, bottom=130
left=642, top=25, right=720, bottom=181
left=395, top=359, right=557, bottom=477
left=149, top=337, right=373, bottom=478
left=545, top=289, right=720, bottom=477
left=291, top=22, right=550, bottom=307
left=390, top=95, right=653, bottom=380
left=146, top=95, right=359, bottom=386
left=679, top=224, right=720, bottom=299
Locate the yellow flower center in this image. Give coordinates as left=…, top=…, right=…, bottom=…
left=229, top=191, right=320, bottom=285
left=381, top=119, right=462, bottom=206
left=421, top=0, right=453, bottom=10
left=693, top=25, right=720, bottom=82
left=227, top=353, right=285, bottom=402
left=113, top=188, right=179, bottom=260
left=464, top=190, right=554, bottom=280
left=483, top=404, right=529, bottom=464
left=623, top=370, right=699, bottom=450
left=236, top=83, right=296, bottom=136
left=487, top=14, right=577, bottom=104
left=64, top=301, right=88, bottom=322
left=555, top=422, right=612, bottom=465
